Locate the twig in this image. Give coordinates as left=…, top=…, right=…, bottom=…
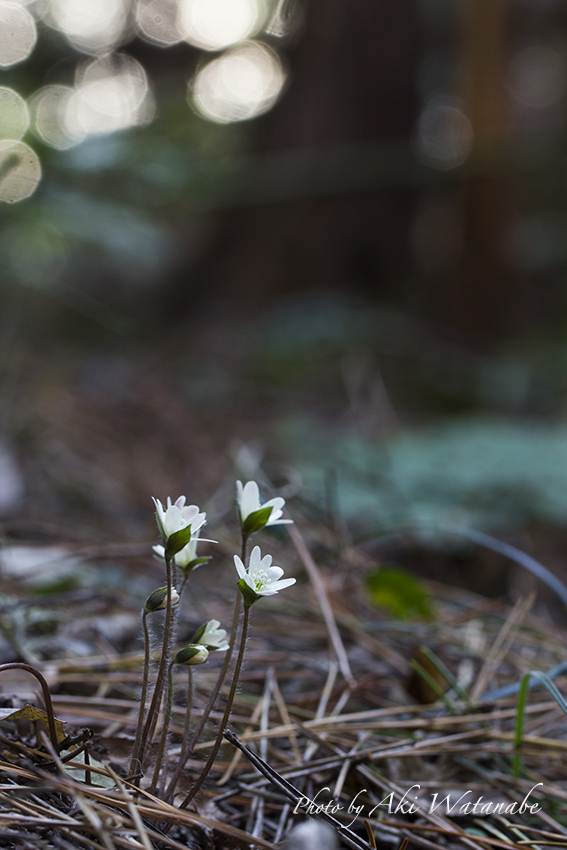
left=223, top=729, right=372, bottom=850
left=288, top=524, right=356, bottom=687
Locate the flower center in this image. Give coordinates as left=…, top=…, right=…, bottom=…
left=253, top=568, right=270, bottom=591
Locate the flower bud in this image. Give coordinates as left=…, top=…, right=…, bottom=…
left=144, top=586, right=180, bottom=613
left=174, top=644, right=209, bottom=665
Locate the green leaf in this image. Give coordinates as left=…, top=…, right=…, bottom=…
left=145, top=586, right=168, bottom=613
left=237, top=578, right=260, bottom=608
left=514, top=670, right=567, bottom=778
left=180, top=556, right=211, bottom=574
left=242, top=507, right=273, bottom=537
left=165, top=524, right=194, bottom=558
left=174, top=644, right=209, bottom=665
left=190, top=622, right=207, bottom=643
left=174, top=645, right=201, bottom=664
left=366, top=567, right=434, bottom=621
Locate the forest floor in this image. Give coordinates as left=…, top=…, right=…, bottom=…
left=2, top=307, right=567, bottom=848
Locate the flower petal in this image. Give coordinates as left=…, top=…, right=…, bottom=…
left=267, top=577, right=296, bottom=592
left=233, top=554, right=247, bottom=580
left=188, top=512, right=207, bottom=532
left=266, top=566, right=284, bottom=582
left=248, top=546, right=262, bottom=571
left=241, top=481, right=260, bottom=520
left=261, top=497, right=285, bottom=512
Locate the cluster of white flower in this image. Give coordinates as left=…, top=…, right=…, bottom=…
left=138, top=479, right=296, bottom=796
left=148, top=480, right=296, bottom=657
left=151, top=480, right=295, bottom=611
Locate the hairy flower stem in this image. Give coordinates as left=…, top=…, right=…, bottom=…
left=149, top=662, right=175, bottom=794
left=138, top=553, right=175, bottom=770
left=182, top=667, right=193, bottom=755
left=129, top=610, right=152, bottom=780
left=164, top=592, right=241, bottom=802
left=164, top=535, right=248, bottom=803
left=180, top=604, right=250, bottom=808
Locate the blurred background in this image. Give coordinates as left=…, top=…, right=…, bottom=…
left=3, top=0, right=567, bottom=607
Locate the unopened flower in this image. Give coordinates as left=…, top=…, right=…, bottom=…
left=236, top=480, right=293, bottom=536
left=152, top=496, right=206, bottom=558
left=145, top=586, right=180, bottom=613
left=174, top=644, right=209, bottom=665
left=234, top=545, right=295, bottom=607
left=153, top=529, right=213, bottom=573
left=190, top=619, right=229, bottom=651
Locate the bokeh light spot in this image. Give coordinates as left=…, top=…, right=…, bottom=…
left=29, top=85, right=81, bottom=149
left=0, top=139, right=41, bottom=202
left=66, top=53, right=154, bottom=139
left=191, top=41, right=286, bottom=124
left=178, top=0, right=262, bottom=51
left=415, top=97, right=473, bottom=170
left=0, top=1, right=36, bottom=67
left=136, top=0, right=183, bottom=46
left=46, top=0, right=129, bottom=54
left=0, top=87, right=29, bottom=140
left=508, top=46, right=566, bottom=108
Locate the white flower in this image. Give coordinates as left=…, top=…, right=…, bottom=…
left=153, top=529, right=214, bottom=571
left=195, top=619, right=229, bottom=651
left=236, top=480, right=293, bottom=530
left=234, top=545, right=295, bottom=604
left=152, top=496, right=206, bottom=541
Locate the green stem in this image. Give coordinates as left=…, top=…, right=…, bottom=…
left=180, top=604, right=250, bottom=808
left=164, top=534, right=248, bottom=803
left=182, top=667, right=193, bottom=756
left=138, top=553, right=175, bottom=770
left=150, top=662, right=175, bottom=794
left=129, top=610, right=151, bottom=780
left=513, top=673, right=531, bottom=779
left=179, top=572, right=189, bottom=601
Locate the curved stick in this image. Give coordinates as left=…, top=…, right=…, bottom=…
left=0, top=662, right=59, bottom=750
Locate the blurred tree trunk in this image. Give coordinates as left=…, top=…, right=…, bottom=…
left=445, top=0, right=515, bottom=339
left=185, top=0, right=420, bottom=309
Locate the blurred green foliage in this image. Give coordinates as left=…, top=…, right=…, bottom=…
left=366, top=566, right=434, bottom=620
left=283, top=417, right=567, bottom=534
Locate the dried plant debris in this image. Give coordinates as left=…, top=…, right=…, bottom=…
left=1, top=492, right=567, bottom=850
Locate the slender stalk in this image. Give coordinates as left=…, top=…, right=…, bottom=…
left=0, top=663, right=59, bottom=750
left=180, top=604, right=251, bottom=808
left=164, top=534, right=248, bottom=803
left=138, top=553, right=175, bottom=769
left=181, top=667, right=193, bottom=755
left=190, top=533, right=247, bottom=744
left=164, top=592, right=241, bottom=802
left=129, top=610, right=151, bottom=779
left=149, top=662, right=175, bottom=794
